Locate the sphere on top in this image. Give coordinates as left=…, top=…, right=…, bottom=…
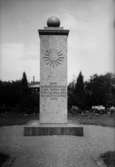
left=47, top=16, right=60, bottom=27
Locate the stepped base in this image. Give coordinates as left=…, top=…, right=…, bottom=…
left=24, top=122, right=84, bottom=136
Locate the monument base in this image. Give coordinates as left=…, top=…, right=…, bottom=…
left=24, top=121, right=84, bottom=136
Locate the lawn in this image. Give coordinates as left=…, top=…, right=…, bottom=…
left=68, top=112, right=115, bottom=127
left=0, top=111, right=39, bottom=126
left=0, top=110, right=115, bottom=127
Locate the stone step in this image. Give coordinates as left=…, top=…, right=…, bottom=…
left=24, top=126, right=84, bottom=136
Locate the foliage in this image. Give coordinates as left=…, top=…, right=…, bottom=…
left=68, top=80, right=75, bottom=109
left=0, top=71, right=115, bottom=115
left=21, top=72, right=28, bottom=92
left=74, top=71, right=85, bottom=109
left=0, top=72, right=39, bottom=114
left=68, top=72, right=115, bottom=112
left=0, top=80, right=23, bottom=107
left=86, top=73, right=113, bottom=107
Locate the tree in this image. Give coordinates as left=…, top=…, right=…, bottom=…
left=83, top=81, right=93, bottom=109
left=74, top=72, right=84, bottom=94
left=68, top=72, right=115, bottom=112
left=74, top=71, right=85, bottom=109
left=21, top=72, right=29, bottom=95
left=87, top=73, right=113, bottom=108
left=68, top=81, right=75, bottom=109
left=21, top=72, right=28, bottom=88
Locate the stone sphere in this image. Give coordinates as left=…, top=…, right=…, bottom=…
left=47, top=16, right=60, bottom=27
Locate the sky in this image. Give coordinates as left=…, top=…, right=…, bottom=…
left=0, top=0, right=114, bottom=83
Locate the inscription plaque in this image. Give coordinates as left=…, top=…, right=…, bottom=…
left=41, top=85, right=66, bottom=98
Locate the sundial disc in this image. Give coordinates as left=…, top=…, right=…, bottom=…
left=43, top=48, right=64, bottom=68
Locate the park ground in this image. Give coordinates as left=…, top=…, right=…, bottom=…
left=0, top=111, right=115, bottom=127
left=0, top=111, right=115, bottom=167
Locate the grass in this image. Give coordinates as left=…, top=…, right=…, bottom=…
left=0, top=110, right=115, bottom=127
left=0, top=153, right=9, bottom=167
left=100, top=151, right=115, bottom=167
left=0, top=111, right=39, bottom=126
left=68, top=112, right=115, bottom=127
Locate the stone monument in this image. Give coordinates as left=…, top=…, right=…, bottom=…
left=39, top=16, right=69, bottom=123
left=24, top=16, right=83, bottom=136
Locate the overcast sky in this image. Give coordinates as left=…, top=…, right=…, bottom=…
left=0, top=0, right=114, bottom=83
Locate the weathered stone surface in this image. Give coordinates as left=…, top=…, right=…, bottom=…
left=39, top=28, right=69, bottom=123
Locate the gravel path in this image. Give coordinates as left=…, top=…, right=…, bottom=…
left=0, top=125, right=114, bottom=167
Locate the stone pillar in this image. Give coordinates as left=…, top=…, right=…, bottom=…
left=39, top=16, right=69, bottom=123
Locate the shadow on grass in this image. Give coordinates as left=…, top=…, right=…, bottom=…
left=0, top=153, right=9, bottom=167
left=100, top=151, right=115, bottom=167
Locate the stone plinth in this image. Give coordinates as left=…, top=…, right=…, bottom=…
left=24, top=122, right=84, bottom=136
left=39, top=26, right=69, bottom=123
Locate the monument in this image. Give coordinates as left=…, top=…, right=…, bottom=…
left=24, top=16, right=83, bottom=136
left=39, top=16, right=69, bottom=123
